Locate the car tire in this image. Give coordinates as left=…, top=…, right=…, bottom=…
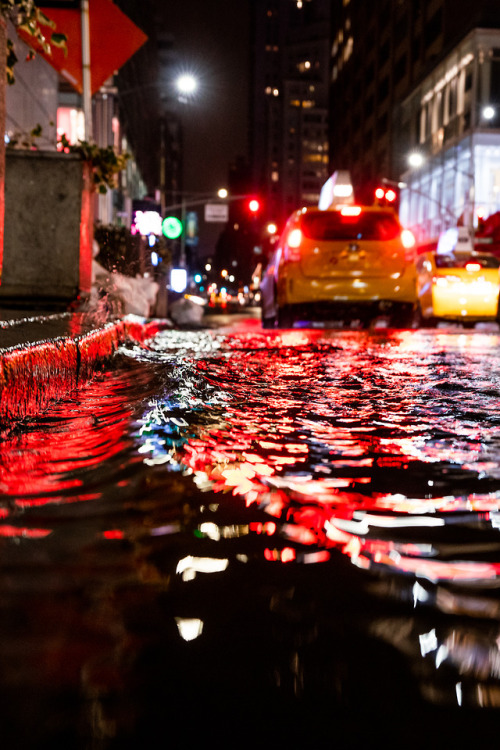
left=277, top=306, right=294, bottom=328
left=389, top=303, right=415, bottom=329
left=413, top=303, right=434, bottom=328
left=262, top=314, right=276, bottom=329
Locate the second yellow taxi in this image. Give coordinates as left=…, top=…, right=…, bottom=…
left=415, top=248, right=500, bottom=325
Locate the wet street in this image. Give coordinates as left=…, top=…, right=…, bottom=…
left=2, top=313, right=500, bottom=748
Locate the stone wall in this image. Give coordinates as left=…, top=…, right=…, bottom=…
left=0, top=150, right=93, bottom=306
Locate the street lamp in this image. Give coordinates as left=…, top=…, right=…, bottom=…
left=482, top=105, right=496, bottom=121
left=176, top=73, right=198, bottom=103
left=408, top=151, right=425, bottom=169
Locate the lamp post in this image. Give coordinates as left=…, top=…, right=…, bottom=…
left=162, top=188, right=228, bottom=269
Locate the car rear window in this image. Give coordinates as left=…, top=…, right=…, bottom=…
left=435, top=253, right=500, bottom=269
left=300, top=210, right=401, bottom=241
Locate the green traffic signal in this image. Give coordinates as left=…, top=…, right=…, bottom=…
left=162, top=216, right=183, bottom=239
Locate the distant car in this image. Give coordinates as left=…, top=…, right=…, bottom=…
left=415, top=249, right=500, bottom=325
left=260, top=204, right=417, bottom=328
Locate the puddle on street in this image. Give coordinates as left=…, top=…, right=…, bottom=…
left=2, top=326, right=500, bottom=747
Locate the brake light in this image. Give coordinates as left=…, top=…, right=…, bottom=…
left=340, top=205, right=362, bottom=216
left=400, top=228, right=416, bottom=261
left=401, top=229, right=415, bottom=249
left=288, top=228, right=302, bottom=247
left=465, top=262, right=481, bottom=272
left=285, top=228, right=302, bottom=261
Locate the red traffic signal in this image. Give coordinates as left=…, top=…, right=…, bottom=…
left=375, top=186, right=397, bottom=205
left=247, top=198, right=261, bottom=213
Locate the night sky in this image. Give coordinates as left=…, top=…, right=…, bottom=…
left=160, top=0, right=251, bottom=195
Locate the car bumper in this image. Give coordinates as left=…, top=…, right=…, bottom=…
left=431, top=287, right=499, bottom=319
left=278, top=271, right=417, bottom=306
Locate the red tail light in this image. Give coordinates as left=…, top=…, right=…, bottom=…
left=401, top=228, right=416, bottom=260
left=284, top=228, right=302, bottom=261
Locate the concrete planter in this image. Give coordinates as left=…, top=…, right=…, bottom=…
left=0, top=150, right=94, bottom=306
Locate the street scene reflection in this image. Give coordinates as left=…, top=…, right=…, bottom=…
left=2, top=323, right=500, bottom=746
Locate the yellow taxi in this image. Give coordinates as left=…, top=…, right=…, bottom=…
left=260, top=203, right=418, bottom=328
left=415, top=248, right=500, bottom=325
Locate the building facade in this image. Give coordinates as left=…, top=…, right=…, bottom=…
left=398, top=29, right=500, bottom=242
left=250, top=0, right=331, bottom=228
left=328, top=0, right=500, bottom=213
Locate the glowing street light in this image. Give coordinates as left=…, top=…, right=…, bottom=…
left=482, top=105, right=496, bottom=121
left=176, top=73, right=198, bottom=97
left=408, top=151, right=425, bottom=168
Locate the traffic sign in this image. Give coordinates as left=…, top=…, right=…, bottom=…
left=18, top=0, right=148, bottom=95
left=204, top=203, right=229, bottom=223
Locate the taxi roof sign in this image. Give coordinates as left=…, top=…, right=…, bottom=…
left=318, top=170, right=354, bottom=210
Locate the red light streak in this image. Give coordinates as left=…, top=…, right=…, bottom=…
left=102, top=530, right=125, bottom=540
left=0, top=526, right=51, bottom=538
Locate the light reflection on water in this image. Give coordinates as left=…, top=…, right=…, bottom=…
left=1, top=326, right=500, bottom=744
left=134, top=326, right=500, bottom=711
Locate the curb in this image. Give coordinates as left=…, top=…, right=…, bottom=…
left=0, top=315, right=166, bottom=426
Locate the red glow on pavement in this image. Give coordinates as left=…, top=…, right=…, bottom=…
left=0, top=526, right=51, bottom=538
left=141, top=325, right=500, bottom=582
left=264, top=547, right=296, bottom=562
left=102, top=529, right=125, bottom=540
left=0, top=368, right=139, bottom=506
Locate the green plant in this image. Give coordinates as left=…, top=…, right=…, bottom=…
left=6, top=121, right=42, bottom=148
left=94, top=223, right=171, bottom=276
left=1, top=1, right=67, bottom=84
left=59, top=134, right=131, bottom=194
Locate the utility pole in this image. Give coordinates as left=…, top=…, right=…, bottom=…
left=81, top=0, right=92, bottom=140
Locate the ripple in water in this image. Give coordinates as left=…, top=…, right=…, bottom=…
left=135, top=326, right=500, bottom=710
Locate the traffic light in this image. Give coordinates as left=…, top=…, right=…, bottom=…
left=374, top=186, right=397, bottom=205
left=162, top=216, right=183, bottom=239
left=247, top=198, right=261, bottom=214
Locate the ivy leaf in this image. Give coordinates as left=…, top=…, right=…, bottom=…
left=35, top=10, right=56, bottom=30
left=50, top=32, right=67, bottom=54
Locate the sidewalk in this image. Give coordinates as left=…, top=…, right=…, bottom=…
left=0, top=307, right=170, bottom=427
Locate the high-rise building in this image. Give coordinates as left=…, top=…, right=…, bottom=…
left=329, top=0, right=500, bottom=230
left=250, top=0, right=331, bottom=228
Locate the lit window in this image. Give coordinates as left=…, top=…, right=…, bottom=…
left=297, top=60, right=312, bottom=73
left=344, top=37, right=353, bottom=63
